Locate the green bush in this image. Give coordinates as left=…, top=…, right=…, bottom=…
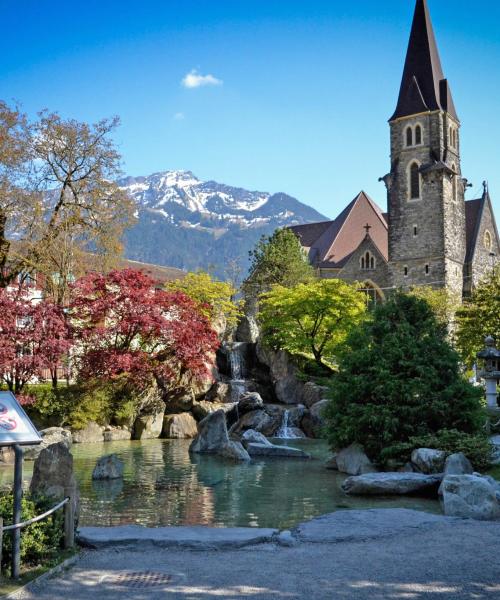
left=0, top=493, right=63, bottom=574
left=381, top=429, right=493, bottom=471
left=324, top=293, right=484, bottom=466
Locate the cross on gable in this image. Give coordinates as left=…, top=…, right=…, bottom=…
left=364, top=223, right=372, bottom=235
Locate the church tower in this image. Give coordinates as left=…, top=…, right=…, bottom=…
left=385, top=0, right=466, bottom=298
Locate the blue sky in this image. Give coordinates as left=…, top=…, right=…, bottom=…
left=2, top=0, right=500, bottom=219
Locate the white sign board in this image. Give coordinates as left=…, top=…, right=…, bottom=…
left=0, top=392, right=42, bottom=446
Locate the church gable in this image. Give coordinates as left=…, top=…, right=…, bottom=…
left=467, top=190, right=500, bottom=290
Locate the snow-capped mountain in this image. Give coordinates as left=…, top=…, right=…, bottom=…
left=121, top=170, right=327, bottom=280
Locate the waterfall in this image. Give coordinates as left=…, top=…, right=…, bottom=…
left=275, top=410, right=303, bottom=439
left=228, top=342, right=248, bottom=402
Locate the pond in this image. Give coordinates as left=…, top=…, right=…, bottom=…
left=0, top=439, right=441, bottom=530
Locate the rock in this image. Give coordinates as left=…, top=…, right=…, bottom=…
left=246, top=442, right=311, bottom=459
left=240, top=429, right=272, bottom=448
left=335, top=443, right=378, bottom=475
left=205, top=382, right=232, bottom=404
left=103, top=428, right=132, bottom=442
left=302, top=382, right=329, bottom=409
left=92, top=454, right=124, bottom=480
left=0, top=447, right=14, bottom=464
left=490, top=435, right=500, bottom=465
left=277, top=530, right=298, bottom=547
left=24, top=427, right=72, bottom=460
left=190, top=410, right=230, bottom=454
left=73, top=422, right=104, bottom=444
left=219, top=441, right=251, bottom=462
left=29, top=442, right=79, bottom=519
left=230, top=409, right=277, bottom=437
left=162, top=413, right=198, bottom=439
left=301, top=399, right=328, bottom=438
left=411, top=448, right=447, bottom=474
left=256, top=344, right=304, bottom=405
left=442, top=474, right=500, bottom=521
left=238, top=392, right=264, bottom=415
left=444, top=453, right=473, bottom=476
left=133, top=409, right=165, bottom=440
left=235, top=314, right=260, bottom=343
left=192, top=401, right=237, bottom=421
left=325, top=454, right=338, bottom=470
left=342, top=472, right=442, bottom=496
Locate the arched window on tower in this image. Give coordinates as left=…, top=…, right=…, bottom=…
left=484, top=230, right=492, bottom=251
left=406, top=127, right=413, bottom=147
left=451, top=164, right=457, bottom=201
left=449, top=126, right=453, bottom=147
left=453, top=129, right=457, bottom=149
left=409, top=162, right=420, bottom=199
left=415, top=124, right=422, bottom=145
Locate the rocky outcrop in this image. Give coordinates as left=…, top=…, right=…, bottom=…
left=192, top=401, right=237, bottom=421
left=190, top=410, right=251, bottom=463
left=29, top=442, right=79, bottom=518
left=92, top=454, right=124, bottom=480
left=342, top=472, right=442, bottom=496
left=103, top=427, right=132, bottom=442
left=411, top=448, right=447, bottom=474
left=246, top=443, right=311, bottom=459
left=438, top=453, right=474, bottom=495
left=205, top=382, right=232, bottom=404
left=256, top=344, right=304, bottom=405
left=230, top=409, right=278, bottom=437
left=73, top=422, right=104, bottom=444
left=235, top=314, right=260, bottom=344
left=442, top=474, right=500, bottom=520
left=240, top=429, right=272, bottom=447
left=302, top=382, right=329, bottom=409
left=335, top=444, right=378, bottom=476
left=133, top=410, right=164, bottom=440
left=238, top=392, right=264, bottom=415
left=24, top=427, right=72, bottom=460
left=301, top=400, right=328, bottom=438
left=162, top=413, right=198, bottom=439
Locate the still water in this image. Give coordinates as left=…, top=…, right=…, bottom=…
left=0, top=439, right=440, bottom=529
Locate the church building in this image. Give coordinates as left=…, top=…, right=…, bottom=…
left=291, top=0, right=499, bottom=302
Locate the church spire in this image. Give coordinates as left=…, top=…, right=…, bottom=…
left=390, top=0, right=458, bottom=122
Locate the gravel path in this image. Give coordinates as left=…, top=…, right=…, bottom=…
left=14, top=510, right=500, bottom=600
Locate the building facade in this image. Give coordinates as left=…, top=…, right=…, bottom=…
left=291, top=0, right=499, bottom=302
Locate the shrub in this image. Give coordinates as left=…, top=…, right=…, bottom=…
left=324, top=293, right=484, bottom=465
left=0, top=493, right=63, bottom=574
left=381, top=429, right=493, bottom=471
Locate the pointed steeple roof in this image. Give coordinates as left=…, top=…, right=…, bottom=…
left=391, top=0, right=458, bottom=122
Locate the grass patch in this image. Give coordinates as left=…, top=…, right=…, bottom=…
left=0, top=548, right=77, bottom=597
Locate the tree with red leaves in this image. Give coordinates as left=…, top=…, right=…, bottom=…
left=0, top=289, right=72, bottom=393
left=70, top=269, right=219, bottom=388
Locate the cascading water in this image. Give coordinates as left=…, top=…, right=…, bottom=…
left=275, top=410, right=304, bottom=439
left=228, top=342, right=249, bottom=402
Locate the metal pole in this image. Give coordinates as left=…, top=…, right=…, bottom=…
left=12, top=445, right=23, bottom=580
left=64, top=499, right=74, bottom=549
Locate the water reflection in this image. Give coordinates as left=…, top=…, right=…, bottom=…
left=0, top=439, right=441, bottom=529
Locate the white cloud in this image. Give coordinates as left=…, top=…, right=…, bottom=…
left=181, top=69, right=223, bottom=89
left=173, top=112, right=185, bottom=121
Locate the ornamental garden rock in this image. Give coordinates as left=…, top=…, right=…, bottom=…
left=92, top=454, right=124, bottom=480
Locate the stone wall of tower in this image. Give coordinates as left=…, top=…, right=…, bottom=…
left=387, top=111, right=466, bottom=298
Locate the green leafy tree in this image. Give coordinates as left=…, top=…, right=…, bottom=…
left=259, top=279, right=366, bottom=367
left=324, top=292, right=484, bottom=465
left=408, top=285, right=458, bottom=327
left=165, top=271, right=242, bottom=329
left=456, top=266, right=500, bottom=367
left=243, top=228, right=314, bottom=296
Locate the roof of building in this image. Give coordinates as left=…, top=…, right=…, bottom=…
left=293, top=194, right=488, bottom=270
left=117, top=258, right=186, bottom=284
left=391, top=0, right=458, bottom=122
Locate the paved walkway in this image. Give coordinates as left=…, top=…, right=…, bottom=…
left=15, top=510, right=500, bottom=600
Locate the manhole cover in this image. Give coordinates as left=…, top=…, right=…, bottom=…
left=102, top=571, right=173, bottom=589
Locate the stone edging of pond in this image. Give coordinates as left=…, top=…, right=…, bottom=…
left=77, top=508, right=466, bottom=551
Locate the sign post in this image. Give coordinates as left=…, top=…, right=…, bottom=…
left=0, top=392, right=42, bottom=579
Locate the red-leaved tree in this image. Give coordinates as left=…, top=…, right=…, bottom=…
left=0, top=289, right=72, bottom=392
left=70, top=269, right=219, bottom=387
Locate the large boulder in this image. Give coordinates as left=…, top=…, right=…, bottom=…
left=219, top=441, right=251, bottom=462
left=246, top=442, right=311, bottom=459
left=133, top=409, right=164, bottom=440
left=29, top=442, right=79, bottom=518
left=302, top=382, right=329, bottom=409
left=235, top=314, right=260, bottom=343
left=162, top=413, right=198, bottom=439
left=256, top=345, right=304, bottom=405
left=230, top=409, right=277, bottom=437
left=240, top=429, right=273, bottom=448
left=301, top=400, right=328, bottom=438
left=192, top=401, right=237, bottom=421
left=92, top=454, right=124, bottom=480
left=238, top=392, right=264, bottom=415
left=24, top=427, right=72, bottom=460
left=442, top=474, right=500, bottom=520
left=189, top=410, right=230, bottom=454
left=205, top=382, right=232, bottom=404
left=438, top=453, right=474, bottom=495
left=411, top=448, right=447, bottom=474
left=103, top=427, right=131, bottom=442
left=335, top=443, right=378, bottom=475
left=72, top=422, right=104, bottom=444
left=342, top=472, right=442, bottom=496
left=490, top=435, right=500, bottom=465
